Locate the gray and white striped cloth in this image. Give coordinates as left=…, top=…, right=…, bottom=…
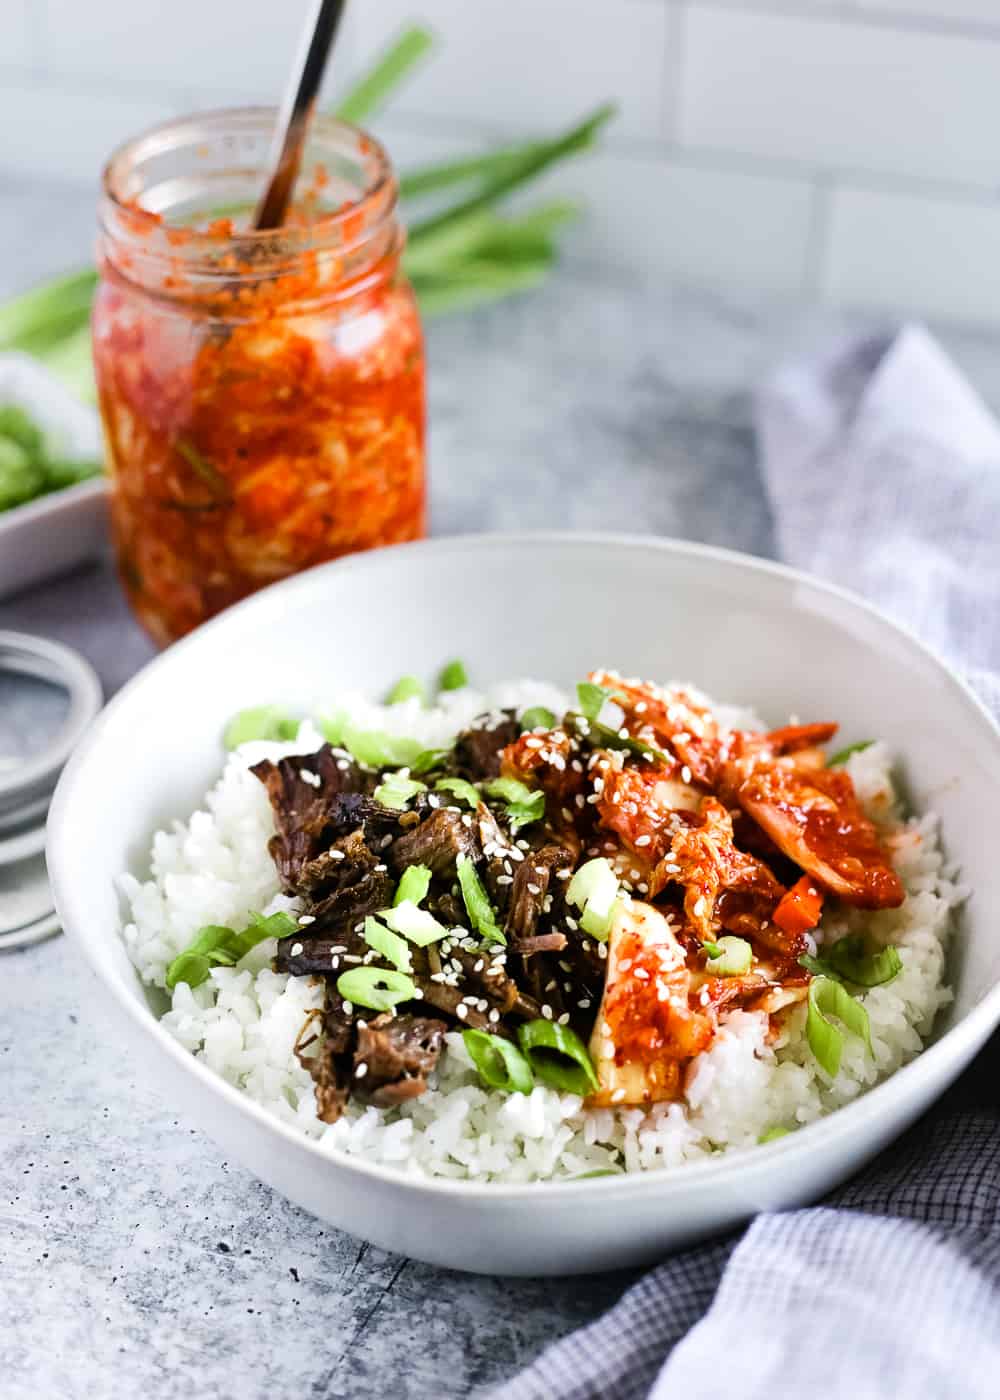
left=496, top=327, right=1000, bottom=1400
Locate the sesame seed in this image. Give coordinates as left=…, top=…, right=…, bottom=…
left=611, top=1087, right=626, bottom=1103
left=578, top=998, right=592, bottom=1009
left=541, top=1004, right=554, bottom=1020
left=681, top=765, right=692, bottom=784
left=297, top=914, right=316, bottom=926
left=328, top=849, right=345, bottom=861
left=342, top=1000, right=353, bottom=1014
left=557, top=1012, right=570, bottom=1026
left=488, top=1008, right=500, bottom=1024
left=456, top=1004, right=468, bottom=1020
left=527, top=883, right=541, bottom=895
left=355, top=1062, right=368, bottom=1079
left=290, top=942, right=304, bottom=957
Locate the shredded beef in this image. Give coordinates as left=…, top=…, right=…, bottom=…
left=506, top=843, right=574, bottom=949
left=250, top=745, right=367, bottom=889
left=390, top=807, right=480, bottom=877
left=352, top=1013, right=447, bottom=1106
left=452, top=713, right=521, bottom=782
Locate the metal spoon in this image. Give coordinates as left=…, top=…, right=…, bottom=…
left=253, top=0, right=348, bottom=230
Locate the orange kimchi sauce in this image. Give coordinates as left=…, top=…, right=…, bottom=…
left=92, top=220, right=426, bottom=645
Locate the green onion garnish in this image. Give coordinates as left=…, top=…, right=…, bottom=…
left=339, top=722, right=428, bottom=769
left=570, top=712, right=667, bottom=765
left=576, top=681, right=624, bottom=722
left=828, top=740, right=874, bottom=767
left=462, top=1028, right=534, bottom=1094
left=438, top=659, right=469, bottom=691
left=702, top=942, right=723, bottom=958
left=363, top=916, right=413, bottom=974
left=411, top=748, right=450, bottom=776
left=799, top=934, right=902, bottom=989
left=223, top=706, right=299, bottom=750
left=336, top=966, right=418, bottom=1013
left=806, top=974, right=873, bottom=1078
left=758, top=1126, right=791, bottom=1144
left=705, top=935, right=753, bottom=977
left=565, top=857, right=619, bottom=941
left=393, top=864, right=433, bottom=908
left=520, top=705, right=556, bottom=732
left=456, top=854, right=506, bottom=945
left=483, top=776, right=545, bottom=831
left=435, top=777, right=481, bottom=808
left=383, top=900, right=450, bottom=947
left=166, top=910, right=297, bottom=989
left=373, top=771, right=427, bottom=810
left=385, top=675, right=426, bottom=706
left=517, top=1019, right=599, bottom=1096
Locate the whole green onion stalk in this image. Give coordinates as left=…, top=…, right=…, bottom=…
left=0, top=25, right=615, bottom=402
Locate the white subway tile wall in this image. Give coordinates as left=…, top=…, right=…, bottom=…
left=4, top=0, right=1000, bottom=324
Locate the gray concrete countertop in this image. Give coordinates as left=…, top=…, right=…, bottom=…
left=4, top=174, right=1000, bottom=1400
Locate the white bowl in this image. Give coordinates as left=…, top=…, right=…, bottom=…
left=47, top=534, right=1000, bottom=1276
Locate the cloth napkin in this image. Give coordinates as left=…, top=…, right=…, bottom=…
left=496, top=326, right=1000, bottom=1400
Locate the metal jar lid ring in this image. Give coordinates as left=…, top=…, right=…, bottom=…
left=0, top=631, right=103, bottom=809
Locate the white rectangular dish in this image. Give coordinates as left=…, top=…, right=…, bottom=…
left=0, top=353, right=107, bottom=602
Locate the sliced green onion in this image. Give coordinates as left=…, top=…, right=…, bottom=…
left=385, top=675, right=426, bottom=706
left=570, top=712, right=667, bottom=765
left=166, top=910, right=296, bottom=989
left=570, top=1168, right=624, bottom=1179
left=565, top=857, right=619, bottom=942
left=517, top=1019, right=599, bottom=1096
left=383, top=899, right=450, bottom=947
left=336, top=966, right=418, bottom=1013
left=758, top=1126, right=791, bottom=1144
left=520, top=705, right=556, bottom=731
left=483, top=777, right=545, bottom=831
left=317, top=711, right=346, bottom=745
left=393, top=864, right=432, bottom=907
left=373, top=771, right=427, bottom=810
left=828, top=740, right=874, bottom=767
left=806, top=974, right=873, bottom=1078
left=222, top=705, right=299, bottom=749
left=435, top=777, right=481, bottom=808
left=706, top=935, right=753, bottom=977
left=462, top=1028, right=534, bottom=1094
left=438, top=659, right=469, bottom=691
left=339, top=721, right=427, bottom=769
left=363, top=916, right=413, bottom=974
left=456, top=854, right=506, bottom=945
left=411, top=747, right=449, bottom=775
left=334, top=24, right=435, bottom=126
left=799, top=934, right=902, bottom=989
left=702, top=941, right=723, bottom=958
left=576, top=680, right=624, bottom=722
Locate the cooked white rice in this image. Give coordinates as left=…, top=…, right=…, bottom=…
left=119, top=680, right=963, bottom=1182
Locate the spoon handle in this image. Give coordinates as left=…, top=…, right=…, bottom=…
left=253, top=0, right=348, bottom=230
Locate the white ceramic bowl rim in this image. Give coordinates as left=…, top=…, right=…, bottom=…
left=48, top=531, right=1000, bottom=1202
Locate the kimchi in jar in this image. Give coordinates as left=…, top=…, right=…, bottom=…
left=93, top=109, right=426, bottom=645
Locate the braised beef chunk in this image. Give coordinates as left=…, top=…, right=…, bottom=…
left=453, top=712, right=521, bottom=781
left=310, top=866, right=395, bottom=934
left=251, top=745, right=366, bottom=888
left=390, top=807, right=480, bottom=877
left=353, top=1013, right=447, bottom=1106
left=295, top=994, right=356, bottom=1124
left=506, top=844, right=574, bottom=949
left=297, top=828, right=376, bottom=897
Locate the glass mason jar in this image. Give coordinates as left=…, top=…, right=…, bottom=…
left=93, top=109, right=426, bottom=646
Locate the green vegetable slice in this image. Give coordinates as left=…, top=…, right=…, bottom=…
left=166, top=910, right=297, bottom=989
left=410, top=748, right=450, bottom=776
left=339, top=721, right=427, bottom=769
left=828, top=740, right=874, bottom=767
left=438, top=659, right=469, bottom=691
left=435, top=777, right=481, bottom=808
left=385, top=675, right=426, bottom=706
left=569, top=712, right=668, bottom=765
left=483, top=777, right=545, bottom=831
left=374, top=771, right=427, bottom=810
left=456, top=854, right=506, bottom=945
left=393, top=864, right=433, bottom=907
left=383, top=900, right=450, bottom=947
left=520, top=706, right=556, bottom=731
left=576, top=680, right=625, bottom=722
left=799, top=934, right=902, bottom=989
left=462, top=1028, right=534, bottom=1094
left=706, top=935, right=753, bottom=977
left=758, top=1126, right=791, bottom=1144
left=806, top=974, right=873, bottom=1078
left=363, top=916, right=413, bottom=974
left=223, top=705, right=299, bottom=749
left=336, top=966, right=418, bottom=1013
left=565, top=857, right=619, bottom=941
left=517, top=1019, right=599, bottom=1096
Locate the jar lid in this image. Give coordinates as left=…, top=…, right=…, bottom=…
left=0, top=632, right=103, bottom=950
